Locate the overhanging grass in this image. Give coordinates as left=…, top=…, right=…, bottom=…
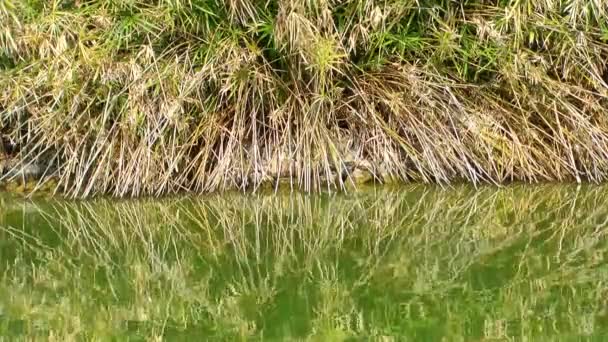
left=2, top=1, right=608, bottom=196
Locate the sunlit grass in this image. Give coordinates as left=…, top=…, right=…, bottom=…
left=1, top=185, right=608, bottom=339
left=1, top=1, right=608, bottom=196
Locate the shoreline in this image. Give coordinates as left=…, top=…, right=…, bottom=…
left=0, top=153, right=595, bottom=198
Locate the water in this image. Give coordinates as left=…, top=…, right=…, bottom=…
left=1, top=185, right=608, bottom=340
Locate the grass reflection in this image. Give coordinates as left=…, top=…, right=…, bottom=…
left=1, top=185, right=608, bottom=340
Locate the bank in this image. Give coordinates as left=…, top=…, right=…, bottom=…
left=2, top=1, right=608, bottom=197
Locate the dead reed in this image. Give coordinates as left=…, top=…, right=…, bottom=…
left=2, top=1, right=608, bottom=196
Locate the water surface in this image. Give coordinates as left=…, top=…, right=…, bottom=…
left=1, top=185, right=608, bottom=340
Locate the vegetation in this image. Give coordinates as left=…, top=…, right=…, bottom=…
left=2, top=1, right=608, bottom=196
left=1, top=185, right=608, bottom=339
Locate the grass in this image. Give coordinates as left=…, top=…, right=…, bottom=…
left=2, top=1, right=608, bottom=197
left=1, top=185, right=608, bottom=339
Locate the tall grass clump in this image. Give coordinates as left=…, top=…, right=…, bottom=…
left=2, top=1, right=608, bottom=196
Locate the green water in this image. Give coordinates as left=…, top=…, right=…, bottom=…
left=1, top=185, right=607, bottom=341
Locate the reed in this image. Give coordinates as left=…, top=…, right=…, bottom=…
left=2, top=1, right=608, bottom=196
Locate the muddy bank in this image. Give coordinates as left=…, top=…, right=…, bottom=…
left=0, top=154, right=58, bottom=194
left=0, top=152, right=386, bottom=196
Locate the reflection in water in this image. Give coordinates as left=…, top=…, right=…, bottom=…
left=1, top=185, right=608, bottom=340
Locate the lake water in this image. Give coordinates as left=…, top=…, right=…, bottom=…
left=1, top=185, right=607, bottom=340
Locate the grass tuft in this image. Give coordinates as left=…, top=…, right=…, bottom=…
left=2, top=0, right=608, bottom=196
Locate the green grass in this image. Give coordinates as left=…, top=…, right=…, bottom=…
left=2, top=1, right=608, bottom=196
left=1, top=185, right=608, bottom=339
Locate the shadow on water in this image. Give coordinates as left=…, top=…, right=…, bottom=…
left=1, top=184, right=608, bottom=340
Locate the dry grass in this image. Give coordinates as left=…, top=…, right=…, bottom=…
left=2, top=1, right=608, bottom=197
